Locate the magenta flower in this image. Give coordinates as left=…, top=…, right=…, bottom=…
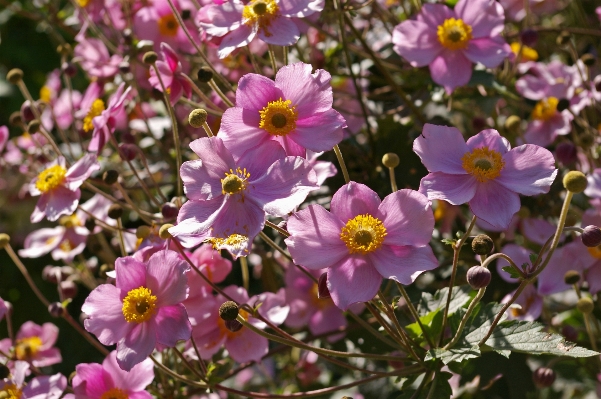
left=134, top=0, right=196, bottom=52
left=392, top=0, right=510, bottom=93
left=413, top=124, right=557, bottom=229
left=499, top=0, right=561, bottom=21
left=29, top=153, right=100, bottom=223
left=89, top=83, right=132, bottom=152
left=0, top=297, right=6, bottom=322
left=82, top=250, right=192, bottom=370
left=0, top=361, right=66, bottom=399
left=0, top=126, right=8, bottom=154
left=168, top=137, right=317, bottom=255
left=71, top=351, right=154, bottom=399
left=74, top=37, right=123, bottom=79
left=502, top=284, right=543, bottom=321
left=0, top=322, right=62, bottom=367
left=218, top=62, right=346, bottom=157
left=199, top=0, right=324, bottom=58
left=285, top=182, right=438, bottom=310
left=149, top=42, right=192, bottom=105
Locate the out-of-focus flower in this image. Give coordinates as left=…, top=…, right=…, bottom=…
left=503, top=284, right=543, bottom=321
left=499, top=0, right=561, bottom=21
left=74, top=36, right=123, bottom=79
left=89, top=83, right=132, bottom=152
left=414, top=124, right=557, bottom=229
left=149, top=42, right=192, bottom=105
left=134, top=0, right=197, bottom=52
left=510, top=42, right=538, bottom=62
left=286, top=182, right=438, bottom=310
left=0, top=322, right=62, bottom=367
left=0, top=361, right=66, bottom=399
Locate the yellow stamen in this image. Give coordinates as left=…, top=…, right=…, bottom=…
left=258, top=98, right=298, bottom=136
left=158, top=14, right=179, bottom=37
left=242, top=0, right=279, bottom=36
left=59, top=239, right=74, bottom=253
left=15, top=336, right=43, bottom=360
left=461, top=147, right=505, bottom=182
left=122, top=287, right=157, bottom=323
left=587, top=245, right=601, bottom=260
left=340, top=214, right=387, bottom=254
left=437, top=18, right=473, bottom=50
left=0, top=384, right=22, bottom=399
left=100, top=388, right=129, bottom=399
left=58, top=214, right=82, bottom=228
left=208, top=234, right=250, bottom=254
left=83, top=99, right=105, bottom=132
left=35, top=164, right=67, bottom=193
left=221, top=168, right=250, bottom=195
left=531, top=97, right=558, bottom=121
left=510, top=42, right=538, bottom=62
left=39, top=86, right=52, bottom=103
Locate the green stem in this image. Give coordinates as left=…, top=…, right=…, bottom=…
left=240, top=256, right=250, bottom=291
left=333, top=145, right=350, bottom=184
left=396, top=282, right=435, bottom=349
left=443, top=287, right=486, bottom=350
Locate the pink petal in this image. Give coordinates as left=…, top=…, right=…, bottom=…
left=154, top=305, right=192, bottom=347
left=469, top=180, right=520, bottom=229
left=201, top=1, right=244, bottom=36
left=18, top=227, right=64, bottom=258
left=378, top=189, right=434, bottom=247
left=234, top=139, right=286, bottom=177
left=159, top=42, right=180, bottom=72
left=429, top=50, right=472, bottom=94
left=327, top=255, right=381, bottom=310
left=22, top=373, right=66, bottom=399
left=194, top=327, right=227, bottom=359
left=278, top=0, right=324, bottom=17
left=218, top=107, right=268, bottom=156
left=236, top=73, right=280, bottom=111
left=82, top=284, right=131, bottom=345
left=416, top=3, right=454, bottom=28
left=370, top=245, right=438, bottom=285
left=587, top=262, right=601, bottom=296
left=117, top=322, right=156, bottom=371
left=146, top=250, right=189, bottom=306
left=218, top=24, right=256, bottom=59
left=44, top=186, right=81, bottom=222
left=309, top=304, right=346, bottom=337
left=73, top=363, right=107, bottom=397
left=39, top=322, right=59, bottom=348
left=455, top=0, right=506, bottom=38
left=496, top=145, right=557, bottom=196
left=225, top=327, right=268, bottom=363
left=464, top=37, right=510, bottom=68
left=275, top=62, right=333, bottom=115
left=523, top=120, right=555, bottom=147
left=184, top=137, right=235, bottom=200
left=32, top=348, right=62, bottom=368
left=103, top=351, right=155, bottom=393
left=392, top=20, right=442, bottom=67
left=257, top=16, right=300, bottom=46
left=115, top=257, right=147, bottom=296
left=413, top=124, right=469, bottom=174
left=171, top=198, right=226, bottom=238
left=330, top=182, right=381, bottom=222
left=291, top=110, right=345, bottom=152
left=419, top=172, right=477, bottom=205
left=466, top=129, right=510, bottom=154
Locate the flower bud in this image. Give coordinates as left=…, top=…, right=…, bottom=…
left=42, top=266, right=61, bottom=284
left=181, top=9, right=191, bottom=19
left=84, top=217, right=96, bottom=232
left=582, top=225, right=601, bottom=247
left=61, top=62, right=77, bottom=78
left=119, top=143, right=138, bottom=161
left=136, top=225, right=151, bottom=239
left=224, top=319, right=243, bottom=332
left=0, top=233, right=10, bottom=249
left=197, top=67, right=213, bottom=83
left=21, top=102, right=35, bottom=124
left=466, top=266, right=491, bottom=289
left=532, top=367, right=555, bottom=388
left=563, top=270, right=580, bottom=285
left=161, top=202, right=179, bottom=220
left=382, top=153, right=400, bottom=168
left=119, top=61, right=131, bottom=74
left=556, top=31, right=571, bottom=46
left=563, top=171, right=587, bottom=193
left=520, top=29, right=538, bottom=46
left=27, top=120, right=40, bottom=134
left=219, top=301, right=239, bottom=321
left=555, top=142, right=577, bottom=165
left=188, top=109, right=208, bottom=128
left=9, top=111, right=22, bottom=126
left=6, top=68, right=23, bottom=84
left=143, top=51, right=158, bottom=64
left=60, top=280, right=78, bottom=299
left=504, top=115, right=521, bottom=132
left=556, top=98, right=570, bottom=112
left=471, top=234, right=494, bottom=255
left=0, top=364, right=10, bottom=379
left=317, top=272, right=331, bottom=299
left=48, top=302, right=65, bottom=318
left=158, top=224, right=173, bottom=239
left=472, top=116, right=487, bottom=132
left=99, top=264, right=112, bottom=278
left=102, top=169, right=119, bottom=185
left=57, top=43, right=71, bottom=55
left=580, top=53, right=595, bottom=67
left=577, top=297, right=594, bottom=314
left=107, top=204, right=123, bottom=220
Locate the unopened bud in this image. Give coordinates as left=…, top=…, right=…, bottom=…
left=48, top=302, right=65, bottom=318
left=188, top=109, right=208, bottom=128
left=119, top=61, right=131, bottom=74
left=224, top=319, right=243, bottom=332
left=466, top=266, right=491, bottom=289
left=533, top=367, right=555, bottom=388
left=563, top=270, right=581, bottom=285
left=504, top=115, right=521, bottom=132
left=582, top=225, right=601, bottom=247
left=576, top=297, right=594, bottom=314
left=197, top=67, right=213, bottom=83
left=317, top=272, right=331, bottom=299
left=555, top=142, right=577, bottom=165
left=556, top=31, right=571, bottom=46
left=520, top=29, right=538, bottom=46
left=107, top=204, right=123, bottom=220
left=27, top=120, right=40, bottom=134
left=556, top=98, right=570, bottom=112
left=57, top=43, right=71, bottom=55
left=0, top=233, right=10, bottom=249
left=0, top=364, right=9, bottom=379
left=581, top=53, right=595, bottom=67
left=382, top=153, right=400, bottom=168
left=9, top=111, right=22, bottom=126
left=471, top=234, right=494, bottom=255
left=158, top=224, right=173, bottom=239
left=84, top=218, right=96, bottom=232
left=119, top=143, right=138, bottom=161
left=563, top=171, right=587, bottom=193
left=6, top=68, right=23, bottom=84
left=60, top=280, right=78, bottom=299
left=219, top=301, right=240, bottom=321
left=102, top=170, right=119, bottom=185
left=161, top=202, right=179, bottom=220
left=143, top=51, right=158, bottom=65
left=61, top=62, right=77, bottom=78
left=136, top=225, right=151, bottom=239
left=99, top=264, right=112, bottom=278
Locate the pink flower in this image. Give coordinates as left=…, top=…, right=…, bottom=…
left=74, top=37, right=123, bottom=79
left=134, top=0, right=197, bottom=52
left=29, top=153, right=100, bottom=223
left=0, top=361, right=66, bottom=399
left=285, top=182, right=438, bottom=310
left=499, top=0, right=561, bottom=21
left=89, top=83, right=132, bottom=152
left=218, top=62, right=346, bottom=157
left=0, top=126, right=9, bottom=154
left=148, top=42, right=192, bottom=105
left=82, top=250, right=192, bottom=370
left=168, top=137, right=317, bottom=256
left=392, top=0, right=510, bottom=93
left=0, top=298, right=6, bottom=322
left=198, top=0, right=324, bottom=58
left=0, top=322, right=62, bottom=367
left=502, top=284, right=543, bottom=321
left=71, top=351, right=154, bottom=399
left=413, top=124, right=557, bottom=229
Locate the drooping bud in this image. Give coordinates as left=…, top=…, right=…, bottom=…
left=161, top=202, right=179, bottom=220
left=224, top=319, right=243, bottom=332
left=556, top=31, right=571, bottom=46
left=119, top=143, right=138, bottom=161
left=119, top=61, right=131, bottom=74
left=84, top=218, right=96, bottom=232
left=555, top=142, right=577, bottom=165
left=580, top=53, right=595, bottom=67
left=188, top=109, right=208, bottom=128
left=61, top=62, right=77, bottom=78
left=0, top=233, right=10, bottom=249
left=382, top=153, right=400, bottom=169
left=136, top=225, right=151, bottom=240
left=107, top=204, right=123, bottom=220
left=317, top=272, right=331, bottom=299
left=471, top=234, right=494, bottom=255
left=48, top=302, right=65, bottom=318
left=143, top=51, right=158, bottom=65
left=6, top=68, right=24, bottom=84
left=520, top=29, right=538, bottom=46
left=563, top=270, right=581, bottom=285
left=0, top=364, right=10, bottom=379
left=197, top=67, right=214, bottom=83
left=60, top=280, right=78, bottom=299
left=504, top=115, right=521, bottom=132
left=532, top=367, right=556, bottom=388
left=582, top=225, right=601, bottom=247
left=219, top=301, right=240, bottom=321
left=562, top=171, right=587, bottom=193
left=27, top=120, right=40, bottom=134
left=577, top=297, right=594, bottom=314
left=158, top=224, right=173, bottom=239
left=556, top=98, right=570, bottom=112
left=102, top=169, right=119, bottom=185
left=466, top=266, right=491, bottom=289
left=9, top=111, right=22, bottom=126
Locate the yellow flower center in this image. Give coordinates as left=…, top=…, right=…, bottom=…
left=59, top=239, right=75, bottom=252
left=510, top=42, right=538, bottom=62
left=437, top=18, right=473, bottom=50
left=39, top=85, right=52, bottom=103
left=242, top=0, right=279, bottom=36
left=158, top=14, right=179, bottom=37
left=587, top=245, right=601, bottom=260
left=531, top=97, right=558, bottom=121
left=340, top=214, right=387, bottom=254
left=208, top=234, right=249, bottom=254
left=35, top=164, right=67, bottom=193
left=258, top=98, right=298, bottom=136
left=0, top=384, right=22, bottom=399
left=461, top=147, right=505, bottom=182
left=100, top=388, right=129, bottom=399
left=58, top=214, right=82, bottom=228
left=15, top=336, right=43, bottom=360
left=221, top=168, right=250, bottom=195
left=83, top=99, right=105, bottom=133
left=122, top=287, right=157, bottom=323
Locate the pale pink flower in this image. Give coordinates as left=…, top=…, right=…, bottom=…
left=0, top=361, right=66, bottom=399
left=0, top=322, right=62, bottom=367
left=148, top=42, right=192, bottom=105
left=89, top=83, right=132, bottom=152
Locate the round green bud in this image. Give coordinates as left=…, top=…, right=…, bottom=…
left=142, top=51, right=158, bottom=65
left=563, top=270, right=581, bottom=285
left=6, top=68, right=23, bottom=84
left=197, top=67, right=214, bottom=83
left=382, top=153, right=400, bottom=168
left=188, top=109, right=208, bottom=128
left=563, top=171, right=587, bottom=193
left=219, top=301, right=240, bottom=321
left=102, top=170, right=119, bottom=185
left=136, top=225, right=151, bottom=239
left=504, top=115, right=521, bottom=131
left=158, top=224, right=174, bottom=239
left=0, top=233, right=10, bottom=249
left=471, top=234, right=494, bottom=255
left=27, top=120, right=40, bottom=134
left=9, top=112, right=22, bottom=126
left=576, top=297, right=594, bottom=314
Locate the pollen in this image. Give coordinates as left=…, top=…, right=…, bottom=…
left=59, top=239, right=74, bottom=253
left=158, top=14, right=179, bottom=37
left=461, top=147, right=505, bottom=182
left=221, top=167, right=250, bottom=195
left=510, top=42, right=538, bottom=62
left=83, top=98, right=105, bottom=132
left=35, top=164, right=67, bottom=193
left=258, top=98, right=298, bottom=136
left=0, top=384, right=22, bottom=399
left=39, top=85, right=52, bottom=103
left=531, top=97, right=558, bottom=121
left=437, top=18, right=473, bottom=50
left=122, top=287, right=157, bottom=323
left=209, top=234, right=249, bottom=254
left=340, top=214, right=387, bottom=254
left=242, top=0, right=279, bottom=36
left=58, top=214, right=82, bottom=228
left=587, top=245, right=601, bottom=260
left=15, top=336, right=43, bottom=360
left=100, top=387, right=129, bottom=399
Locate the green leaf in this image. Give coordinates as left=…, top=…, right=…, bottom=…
left=418, top=286, right=472, bottom=316
left=528, top=253, right=538, bottom=264
left=441, top=238, right=457, bottom=246
left=396, top=372, right=452, bottom=399
left=501, top=266, right=522, bottom=279
left=406, top=309, right=443, bottom=342
left=425, top=345, right=481, bottom=364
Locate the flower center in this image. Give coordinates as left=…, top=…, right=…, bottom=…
left=100, top=388, right=129, bottom=399
left=221, top=168, right=250, bottom=195
left=531, top=97, right=558, bottom=121
left=587, top=245, right=601, bottom=260
left=122, top=287, right=157, bottom=323
left=83, top=99, right=105, bottom=132
left=242, top=0, right=279, bottom=36
left=461, top=147, right=505, bottom=182
left=0, top=384, right=22, bottom=399
left=437, top=18, right=473, bottom=50
left=158, top=14, right=179, bottom=37
left=208, top=234, right=249, bottom=254
left=58, top=214, right=82, bottom=228
left=59, top=239, right=75, bottom=253
left=35, top=164, right=67, bottom=193
left=340, top=214, right=387, bottom=254
left=15, top=336, right=43, bottom=360
left=510, top=42, right=538, bottom=62
left=39, top=85, right=52, bottom=103
left=258, top=98, right=298, bottom=136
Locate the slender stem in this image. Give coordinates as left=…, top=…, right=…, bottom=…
left=259, top=231, right=293, bottom=262
left=265, top=220, right=290, bottom=237
left=364, top=302, right=409, bottom=351
left=4, top=244, right=50, bottom=308
left=150, top=355, right=207, bottom=388
left=346, top=311, right=400, bottom=348
left=333, top=145, right=350, bottom=184
left=443, top=287, right=486, bottom=350
left=180, top=73, right=225, bottom=113
left=240, top=256, right=250, bottom=291
left=172, top=347, right=206, bottom=380
left=267, top=45, right=278, bottom=73
left=208, top=80, right=234, bottom=108
left=202, top=122, right=214, bottom=138
left=396, top=282, right=435, bottom=348
left=115, top=218, right=127, bottom=257
left=388, top=167, right=398, bottom=193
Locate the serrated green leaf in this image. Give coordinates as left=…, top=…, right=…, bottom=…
left=417, top=286, right=472, bottom=316
left=501, top=266, right=522, bottom=279
left=441, top=238, right=457, bottom=246
left=425, top=345, right=481, bottom=364
left=528, top=253, right=538, bottom=264
left=406, top=309, right=443, bottom=342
